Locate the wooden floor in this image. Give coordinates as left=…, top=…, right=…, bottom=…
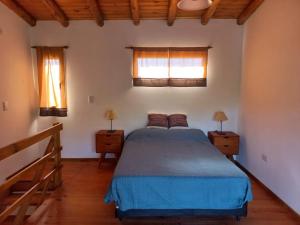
left=5, top=160, right=300, bottom=225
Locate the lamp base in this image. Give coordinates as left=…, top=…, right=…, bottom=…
left=107, top=130, right=116, bottom=133
left=215, top=130, right=227, bottom=135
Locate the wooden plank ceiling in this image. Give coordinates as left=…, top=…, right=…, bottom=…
left=0, top=0, right=264, bottom=27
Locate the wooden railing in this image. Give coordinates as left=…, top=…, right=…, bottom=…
left=0, top=123, right=63, bottom=225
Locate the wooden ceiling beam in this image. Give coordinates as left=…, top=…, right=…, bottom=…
left=167, top=0, right=178, bottom=26
left=0, top=0, right=36, bottom=26
left=42, top=0, right=69, bottom=27
left=201, top=0, right=221, bottom=25
left=237, top=0, right=264, bottom=25
left=87, top=0, right=104, bottom=27
left=130, top=0, right=140, bottom=25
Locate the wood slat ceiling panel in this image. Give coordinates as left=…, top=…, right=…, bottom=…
left=214, top=0, right=251, bottom=18
left=56, top=0, right=91, bottom=19
left=139, top=0, right=168, bottom=19
left=4, top=0, right=261, bottom=24
left=99, top=0, right=130, bottom=19
left=17, top=0, right=51, bottom=20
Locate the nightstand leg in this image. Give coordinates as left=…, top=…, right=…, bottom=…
left=98, top=152, right=106, bottom=168
left=115, top=153, right=121, bottom=161
left=227, top=155, right=234, bottom=161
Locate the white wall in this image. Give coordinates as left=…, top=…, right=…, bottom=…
left=238, top=0, right=300, bottom=214
left=30, top=20, right=244, bottom=158
left=0, top=4, right=40, bottom=183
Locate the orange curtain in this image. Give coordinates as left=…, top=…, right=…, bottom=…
left=36, top=47, right=67, bottom=116
left=132, top=47, right=209, bottom=87
left=169, top=49, right=208, bottom=79
left=133, top=48, right=169, bottom=78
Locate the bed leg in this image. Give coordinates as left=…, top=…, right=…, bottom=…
left=115, top=208, right=123, bottom=221
left=236, top=216, right=241, bottom=221
left=115, top=208, right=118, bottom=218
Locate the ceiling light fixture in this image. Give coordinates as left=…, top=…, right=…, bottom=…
left=177, top=0, right=212, bottom=11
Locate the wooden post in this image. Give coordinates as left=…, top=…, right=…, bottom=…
left=130, top=0, right=140, bottom=25
left=0, top=0, right=36, bottom=26
left=53, top=123, right=62, bottom=187
left=237, top=0, right=265, bottom=25
left=42, top=0, right=69, bottom=27
left=13, top=199, right=31, bottom=225
left=38, top=177, right=52, bottom=206
left=167, top=0, right=178, bottom=26
left=88, top=0, right=104, bottom=27
left=201, top=0, right=221, bottom=25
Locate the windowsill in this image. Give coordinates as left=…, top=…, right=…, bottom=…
left=132, top=78, right=207, bottom=87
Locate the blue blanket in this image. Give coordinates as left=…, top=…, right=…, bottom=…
left=104, top=128, right=252, bottom=211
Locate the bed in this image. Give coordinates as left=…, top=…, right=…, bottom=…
left=104, top=128, right=252, bottom=220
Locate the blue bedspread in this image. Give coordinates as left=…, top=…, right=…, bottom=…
left=104, top=128, right=252, bottom=211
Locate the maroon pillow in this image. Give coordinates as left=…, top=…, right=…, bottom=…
left=147, top=114, right=169, bottom=128
left=168, top=114, right=188, bottom=127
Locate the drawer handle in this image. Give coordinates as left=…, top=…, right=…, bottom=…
left=224, top=145, right=229, bottom=147
left=224, top=136, right=229, bottom=139
left=106, top=143, right=112, bottom=146
left=106, top=134, right=111, bottom=137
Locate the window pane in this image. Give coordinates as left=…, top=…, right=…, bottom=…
left=170, top=57, right=204, bottom=78
left=137, top=57, right=169, bottom=78
left=44, top=59, right=61, bottom=107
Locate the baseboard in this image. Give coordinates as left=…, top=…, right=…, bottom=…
left=235, top=161, right=300, bottom=218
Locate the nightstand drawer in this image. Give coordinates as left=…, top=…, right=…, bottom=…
left=215, top=144, right=238, bottom=155
left=96, top=143, right=121, bottom=153
left=213, top=136, right=238, bottom=146
left=97, top=134, right=122, bottom=144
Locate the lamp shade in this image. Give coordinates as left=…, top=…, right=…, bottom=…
left=105, top=110, right=117, bottom=120
left=213, top=111, right=228, bottom=122
left=177, top=0, right=212, bottom=11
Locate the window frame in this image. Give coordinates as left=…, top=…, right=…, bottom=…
left=131, top=47, right=211, bottom=87
left=36, top=46, right=67, bottom=117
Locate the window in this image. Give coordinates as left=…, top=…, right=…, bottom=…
left=44, top=59, right=62, bottom=108
left=36, top=47, right=67, bottom=117
left=132, top=47, right=210, bottom=87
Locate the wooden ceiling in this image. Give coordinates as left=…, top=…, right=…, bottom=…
left=0, top=0, right=264, bottom=27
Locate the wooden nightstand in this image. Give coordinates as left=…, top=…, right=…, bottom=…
left=208, top=131, right=239, bottom=160
left=96, top=130, right=124, bottom=167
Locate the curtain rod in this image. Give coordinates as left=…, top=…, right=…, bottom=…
left=31, top=46, right=69, bottom=49
left=125, top=46, right=212, bottom=50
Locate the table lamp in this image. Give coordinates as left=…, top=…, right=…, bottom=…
left=105, top=110, right=117, bottom=133
left=213, top=111, right=228, bottom=135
